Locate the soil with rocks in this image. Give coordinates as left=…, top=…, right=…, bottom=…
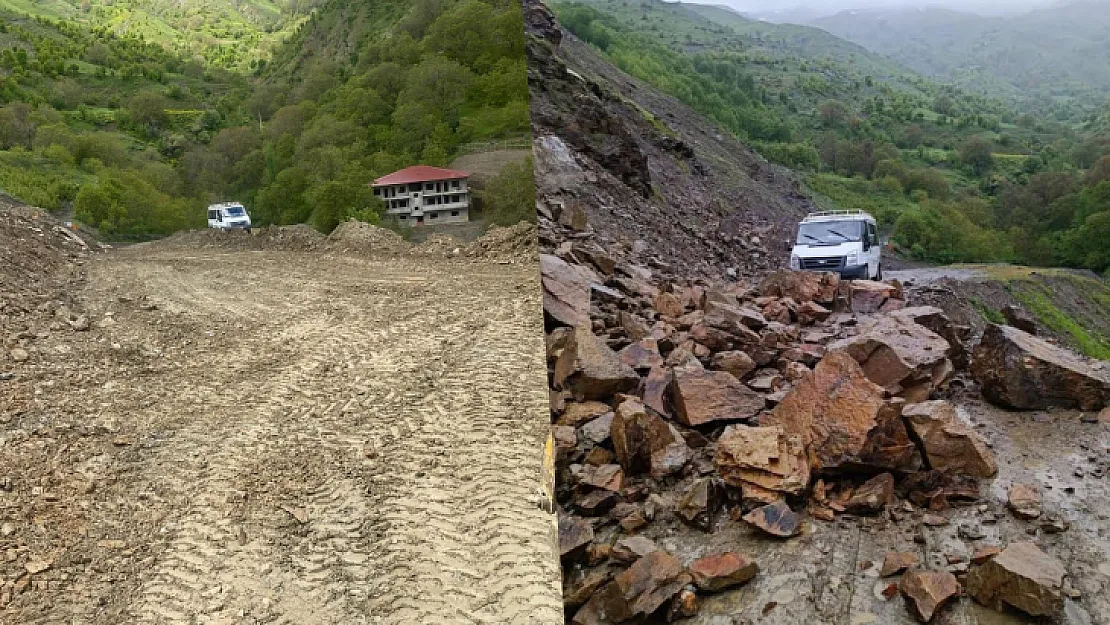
left=1, top=205, right=560, bottom=624
left=527, top=4, right=1110, bottom=625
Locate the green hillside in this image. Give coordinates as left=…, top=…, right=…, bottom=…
left=810, top=2, right=1110, bottom=119
left=0, top=0, right=532, bottom=237
left=556, top=0, right=1110, bottom=276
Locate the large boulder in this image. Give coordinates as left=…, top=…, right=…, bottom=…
left=900, top=569, right=960, bottom=622
left=541, top=254, right=591, bottom=327
left=670, top=366, right=764, bottom=427
left=966, top=542, right=1066, bottom=617
left=890, top=306, right=969, bottom=368
left=554, top=326, right=641, bottom=400
left=714, top=424, right=810, bottom=498
left=902, top=401, right=997, bottom=478
left=972, top=324, right=1110, bottom=411
left=829, top=315, right=954, bottom=403
left=849, top=279, right=902, bottom=313
left=611, top=397, right=689, bottom=478
left=572, top=550, right=692, bottom=625
left=759, top=270, right=840, bottom=304
left=769, top=351, right=920, bottom=473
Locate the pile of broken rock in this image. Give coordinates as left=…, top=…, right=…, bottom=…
left=545, top=254, right=1107, bottom=624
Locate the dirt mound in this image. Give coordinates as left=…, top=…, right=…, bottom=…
left=465, top=222, right=539, bottom=263
left=0, top=202, right=101, bottom=343
left=254, top=224, right=326, bottom=250
left=415, top=232, right=464, bottom=256
left=161, top=225, right=326, bottom=252
left=327, top=220, right=412, bottom=255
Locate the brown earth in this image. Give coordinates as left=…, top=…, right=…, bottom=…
left=1, top=211, right=561, bottom=624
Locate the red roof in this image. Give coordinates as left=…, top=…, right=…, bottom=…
left=372, top=165, right=469, bottom=186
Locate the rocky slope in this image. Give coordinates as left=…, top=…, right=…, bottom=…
left=525, top=0, right=815, bottom=284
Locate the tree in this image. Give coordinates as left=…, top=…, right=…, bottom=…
left=480, top=157, right=536, bottom=227
left=126, top=91, right=169, bottom=137
left=818, top=99, right=850, bottom=128
left=958, top=137, right=994, bottom=176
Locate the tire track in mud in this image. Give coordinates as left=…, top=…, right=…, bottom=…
left=5, top=248, right=560, bottom=625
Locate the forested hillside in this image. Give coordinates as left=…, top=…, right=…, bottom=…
left=810, top=2, right=1110, bottom=119
left=0, top=0, right=532, bottom=237
left=554, top=0, right=1110, bottom=276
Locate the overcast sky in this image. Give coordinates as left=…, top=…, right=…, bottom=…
left=690, top=0, right=1064, bottom=18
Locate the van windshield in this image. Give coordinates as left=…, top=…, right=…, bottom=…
left=224, top=207, right=246, bottom=217
left=796, top=220, right=864, bottom=245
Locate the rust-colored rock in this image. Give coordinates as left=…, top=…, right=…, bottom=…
left=966, top=542, right=1065, bottom=617
left=903, top=401, right=997, bottom=478
left=641, top=366, right=672, bottom=416
left=796, top=301, right=831, bottom=326
left=759, top=270, right=839, bottom=304
left=654, top=292, right=686, bottom=319
left=849, top=279, right=900, bottom=313
left=714, top=424, right=810, bottom=496
left=557, top=401, right=611, bottom=428
left=670, top=366, right=765, bottom=427
left=769, top=351, right=920, bottom=473
left=881, top=552, right=920, bottom=577
left=611, top=397, right=689, bottom=478
left=618, top=338, right=664, bottom=372
left=675, top=478, right=722, bottom=531
left=564, top=566, right=613, bottom=609
left=890, top=306, right=969, bottom=368
left=900, top=569, right=960, bottom=622
left=578, top=463, right=623, bottom=492
left=742, top=501, right=802, bottom=538
left=829, top=314, right=954, bottom=403
left=559, top=514, right=594, bottom=561
left=972, top=324, right=1110, bottom=411
left=610, top=535, right=658, bottom=564
left=668, top=587, right=699, bottom=620
left=689, top=552, right=759, bottom=592
left=971, top=546, right=1002, bottom=565
left=1007, top=483, right=1041, bottom=519
left=710, top=350, right=756, bottom=381
left=619, top=311, right=650, bottom=342
left=541, top=254, right=591, bottom=327
left=554, top=326, right=641, bottom=400
left=846, top=473, right=894, bottom=515
left=572, top=550, right=692, bottom=625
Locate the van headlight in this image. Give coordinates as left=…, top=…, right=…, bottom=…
left=790, top=255, right=800, bottom=270
left=846, top=251, right=859, bottom=266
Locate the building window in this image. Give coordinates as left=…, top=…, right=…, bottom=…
left=452, top=180, right=460, bottom=190
left=451, top=211, right=459, bottom=217
left=430, top=212, right=439, bottom=219
left=399, top=215, right=407, bottom=220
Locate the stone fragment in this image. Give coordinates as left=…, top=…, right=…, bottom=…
left=611, top=398, right=689, bottom=478
left=619, top=311, right=650, bottom=342
left=714, top=424, right=809, bottom=496
left=654, top=292, right=686, bottom=319
left=1002, top=305, right=1037, bottom=335
left=641, top=366, right=672, bottom=416
left=572, top=550, right=691, bottom=625
left=552, top=425, right=577, bottom=463
left=618, top=338, right=664, bottom=372
left=675, top=478, right=722, bottom=531
left=850, top=280, right=900, bottom=313
left=557, top=401, right=611, bottom=428
left=846, top=473, right=895, bottom=515
left=610, top=535, right=658, bottom=564
left=769, top=351, right=920, bottom=473
left=559, top=514, right=594, bottom=561
left=971, top=546, right=1002, bottom=565
left=10, top=348, right=28, bottom=362
left=554, top=326, right=641, bottom=400
left=668, top=587, right=699, bottom=620
left=670, top=366, right=764, bottom=427
left=796, top=301, right=831, bottom=326
left=829, top=315, right=954, bottom=403
left=966, top=542, right=1065, bottom=617
left=759, top=270, right=839, bottom=304
left=577, top=412, right=614, bottom=448
left=576, top=489, right=619, bottom=516
left=564, top=567, right=614, bottom=608
left=689, top=552, right=759, bottom=592
left=541, top=254, right=590, bottom=327
left=578, top=464, right=623, bottom=492
left=900, top=569, right=960, bottom=622
left=742, top=501, right=802, bottom=538
left=890, top=306, right=969, bottom=368
left=903, top=401, right=997, bottom=477
left=881, top=552, right=921, bottom=577
left=710, top=350, right=756, bottom=381
left=972, top=324, right=1110, bottom=411
left=1007, top=483, right=1041, bottom=520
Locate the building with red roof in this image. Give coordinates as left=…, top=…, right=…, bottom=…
left=371, top=165, right=470, bottom=226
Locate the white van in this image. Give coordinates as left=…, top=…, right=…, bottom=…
left=789, top=210, right=882, bottom=280
left=207, top=202, right=252, bottom=233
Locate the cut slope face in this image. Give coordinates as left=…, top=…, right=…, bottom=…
left=525, top=0, right=814, bottom=282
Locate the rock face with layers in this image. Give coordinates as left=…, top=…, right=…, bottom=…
left=829, top=315, right=954, bottom=403
left=769, top=351, right=920, bottom=473
left=541, top=253, right=591, bottom=327
left=972, top=324, right=1110, bottom=411
left=670, top=366, right=765, bottom=426
left=966, top=542, right=1066, bottom=617
left=714, top=424, right=810, bottom=497
left=554, top=326, right=641, bottom=400
left=902, top=401, right=997, bottom=477
left=759, top=270, right=840, bottom=304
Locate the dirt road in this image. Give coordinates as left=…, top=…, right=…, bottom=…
left=1, top=242, right=562, bottom=624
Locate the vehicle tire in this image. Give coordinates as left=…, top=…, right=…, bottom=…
left=245, top=228, right=252, bottom=235
left=875, top=263, right=883, bottom=281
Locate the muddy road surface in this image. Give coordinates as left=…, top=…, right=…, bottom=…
left=1, top=242, right=562, bottom=624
